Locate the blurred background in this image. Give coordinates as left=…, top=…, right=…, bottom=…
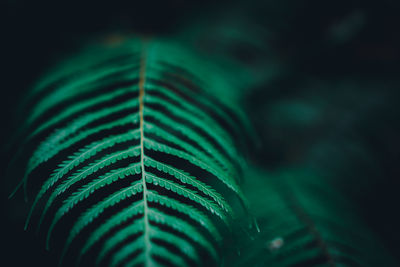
left=2, top=0, right=400, bottom=265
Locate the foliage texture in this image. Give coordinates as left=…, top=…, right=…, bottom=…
left=8, top=33, right=398, bottom=267
left=12, top=37, right=249, bottom=267
left=228, top=167, right=396, bottom=267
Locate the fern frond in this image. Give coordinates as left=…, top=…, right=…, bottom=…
left=14, top=37, right=248, bottom=266
left=229, top=167, right=397, bottom=267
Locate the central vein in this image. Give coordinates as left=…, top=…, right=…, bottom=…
left=138, top=41, right=151, bottom=264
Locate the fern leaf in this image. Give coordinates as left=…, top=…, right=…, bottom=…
left=229, top=167, right=397, bottom=267
left=13, top=38, right=248, bottom=266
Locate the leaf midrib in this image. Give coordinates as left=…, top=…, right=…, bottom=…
left=138, top=39, right=152, bottom=266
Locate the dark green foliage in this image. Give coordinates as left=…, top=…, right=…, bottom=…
left=11, top=37, right=250, bottom=266
left=5, top=11, right=399, bottom=266
left=228, top=167, right=397, bottom=266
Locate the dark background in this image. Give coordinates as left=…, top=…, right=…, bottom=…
left=2, top=0, right=400, bottom=266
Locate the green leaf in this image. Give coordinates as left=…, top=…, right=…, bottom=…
left=15, top=37, right=247, bottom=267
